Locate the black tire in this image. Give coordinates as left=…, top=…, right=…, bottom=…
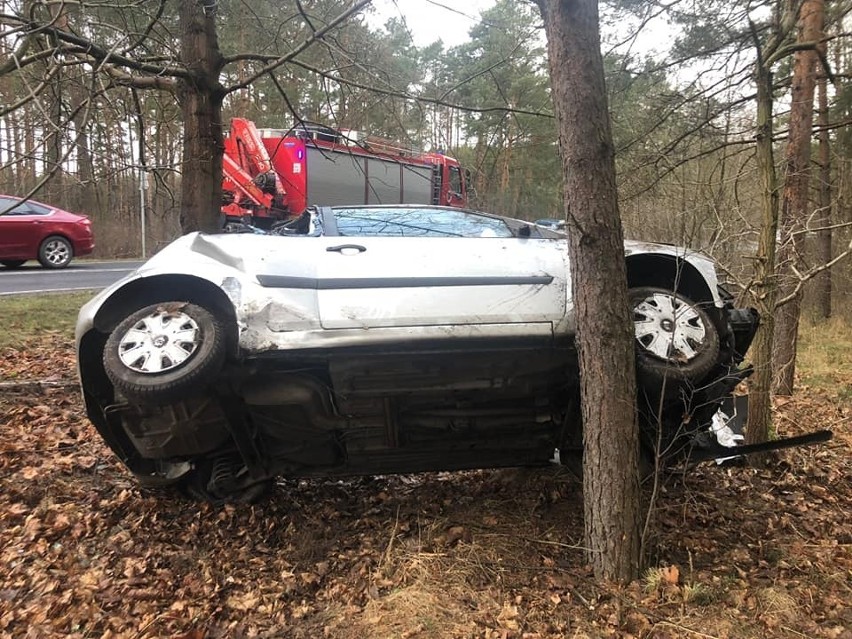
left=103, top=302, right=227, bottom=403
left=38, top=235, right=73, bottom=268
left=629, top=286, right=720, bottom=386
left=1, top=260, right=26, bottom=268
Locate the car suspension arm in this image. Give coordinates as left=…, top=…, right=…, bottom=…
left=216, top=390, right=268, bottom=480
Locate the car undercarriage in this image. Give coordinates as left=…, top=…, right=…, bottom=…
left=82, top=311, right=765, bottom=502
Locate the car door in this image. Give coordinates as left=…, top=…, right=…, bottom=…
left=0, top=197, right=39, bottom=257
left=315, top=207, right=568, bottom=335
left=235, top=232, right=326, bottom=334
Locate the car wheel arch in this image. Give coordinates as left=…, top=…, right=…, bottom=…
left=625, top=254, right=730, bottom=391
left=92, top=274, right=240, bottom=357
left=625, top=254, right=715, bottom=307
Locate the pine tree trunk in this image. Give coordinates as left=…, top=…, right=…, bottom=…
left=746, top=60, right=779, bottom=448
left=772, top=0, right=824, bottom=396
left=537, top=0, right=640, bottom=583
left=177, top=0, right=225, bottom=234
left=43, top=3, right=69, bottom=203
left=23, top=110, right=35, bottom=189
left=815, top=70, right=832, bottom=318
left=69, top=72, right=97, bottom=216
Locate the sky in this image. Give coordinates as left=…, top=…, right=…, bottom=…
left=367, top=0, right=673, bottom=58
left=368, top=0, right=497, bottom=48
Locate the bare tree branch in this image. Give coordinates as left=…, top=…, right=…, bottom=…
left=21, top=17, right=192, bottom=80
left=0, top=61, right=61, bottom=117
left=773, top=236, right=852, bottom=308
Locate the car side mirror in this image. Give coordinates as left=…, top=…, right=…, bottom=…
left=518, top=224, right=531, bottom=237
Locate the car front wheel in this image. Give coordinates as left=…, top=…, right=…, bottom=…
left=630, top=286, right=720, bottom=386
left=103, top=302, right=226, bottom=403
left=38, top=235, right=73, bottom=268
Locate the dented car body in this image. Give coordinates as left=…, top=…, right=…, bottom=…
left=77, top=205, right=761, bottom=500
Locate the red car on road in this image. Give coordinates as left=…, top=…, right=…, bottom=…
left=0, top=195, right=94, bottom=269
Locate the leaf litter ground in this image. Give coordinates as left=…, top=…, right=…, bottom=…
left=0, top=338, right=849, bottom=639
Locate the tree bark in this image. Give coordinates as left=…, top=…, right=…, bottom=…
left=69, top=71, right=97, bottom=215
left=177, top=0, right=226, bottom=234
left=43, top=3, right=69, bottom=203
left=536, top=0, right=641, bottom=583
left=815, top=63, right=832, bottom=318
left=746, top=57, right=780, bottom=448
left=772, top=0, right=824, bottom=396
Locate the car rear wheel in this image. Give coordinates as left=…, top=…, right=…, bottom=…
left=103, top=302, right=227, bottom=403
left=38, top=235, right=73, bottom=268
left=630, top=287, right=720, bottom=386
left=1, top=260, right=26, bottom=268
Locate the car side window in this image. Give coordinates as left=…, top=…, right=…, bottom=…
left=0, top=197, right=20, bottom=215
left=0, top=198, right=50, bottom=216
left=26, top=201, right=51, bottom=215
left=333, top=207, right=514, bottom=238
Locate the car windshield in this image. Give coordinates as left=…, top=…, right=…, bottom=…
left=332, top=207, right=514, bottom=238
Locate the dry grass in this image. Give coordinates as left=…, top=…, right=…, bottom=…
left=754, top=586, right=800, bottom=625
left=797, top=316, right=852, bottom=397
left=359, top=582, right=475, bottom=638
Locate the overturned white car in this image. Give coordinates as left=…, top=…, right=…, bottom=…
left=77, top=205, right=761, bottom=500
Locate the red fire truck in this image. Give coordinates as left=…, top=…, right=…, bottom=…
left=222, top=118, right=469, bottom=227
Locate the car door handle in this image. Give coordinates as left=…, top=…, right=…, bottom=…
left=326, top=244, right=366, bottom=253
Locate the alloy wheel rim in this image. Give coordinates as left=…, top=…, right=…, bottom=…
left=117, top=310, right=201, bottom=374
left=633, top=292, right=706, bottom=363
left=45, top=240, right=70, bottom=265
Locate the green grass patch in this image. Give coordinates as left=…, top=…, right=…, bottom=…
left=796, top=316, right=852, bottom=395
left=0, top=291, right=97, bottom=347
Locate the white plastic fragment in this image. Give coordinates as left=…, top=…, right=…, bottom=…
left=710, top=409, right=744, bottom=464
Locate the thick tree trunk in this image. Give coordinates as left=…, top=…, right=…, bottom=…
left=815, top=70, right=832, bottom=318
left=537, top=0, right=641, bottom=583
left=772, top=0, right=823, bottom=396
left=69, top=75, right=97, bottom=216
left=177, top=0, right=226, bottom=234
left=23, top=110, right=36, bottom=188
left=746, top=61, right=779, bottom=448
left=43, top=4, right=69, bottom=203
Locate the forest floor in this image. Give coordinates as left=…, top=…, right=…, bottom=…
left=0, top=325, right=849, bottom=639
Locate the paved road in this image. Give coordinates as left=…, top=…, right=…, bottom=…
left=0, top=260, right=145, bottom=296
